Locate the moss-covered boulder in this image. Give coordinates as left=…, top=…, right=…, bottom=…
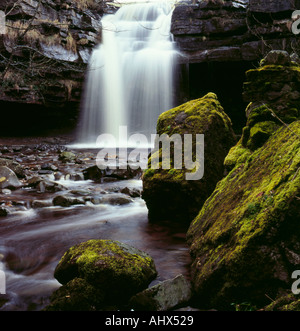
left=142, top=93, right=236, bottom=224
left=53, top=239, right=157, bottom=307
left=187, top=121, right=300, bottom=309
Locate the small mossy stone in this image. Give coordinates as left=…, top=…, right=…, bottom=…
left=54, top=239, right=157, bottom=304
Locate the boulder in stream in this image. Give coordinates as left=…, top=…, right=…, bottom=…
left=51, top=239, right=157, bottom=309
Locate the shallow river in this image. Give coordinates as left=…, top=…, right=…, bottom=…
left=0, top=147, right=191, bottom=311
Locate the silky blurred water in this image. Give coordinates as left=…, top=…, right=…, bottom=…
left=78, top=1, right=179, bottom=144
left=0, top=177, right=191, bottom=311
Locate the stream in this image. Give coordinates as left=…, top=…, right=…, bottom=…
left=0, top=141, right=191, bottom=311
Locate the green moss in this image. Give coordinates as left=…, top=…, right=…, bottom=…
left=247, top=104, right=274, bottom=128
left=264, top=293, right=300, bottom=311
left=224, top=140, right=251, bottom=171
left=246, top=121, right=280, bottom=150
left=54, top=239, right=157, bottom=292
left=142, top=93, right=236, bottom=223
left=157, top=92, right=232, bottom=136
left=187, top=121, right=300, bottom=308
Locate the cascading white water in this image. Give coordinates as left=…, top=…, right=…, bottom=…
left=77, top=0, right=179, bottom=146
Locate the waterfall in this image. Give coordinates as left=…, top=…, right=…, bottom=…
left=76, top=0, right=179, bottom=147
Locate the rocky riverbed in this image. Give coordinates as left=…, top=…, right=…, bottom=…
left=0, top=136, right=192, bottom=311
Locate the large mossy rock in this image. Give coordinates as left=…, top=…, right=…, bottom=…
left=187, top=121, right=300, bottom=309
left=52, top=239, right=157, bottom=309
left=142, top=93, right=236, bottom=224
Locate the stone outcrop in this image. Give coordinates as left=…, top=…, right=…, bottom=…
left=142, top=93, right=236, bottom=224
left=171, top=0, right=298, bottom=64
left=187, top=120, right=300, bottom=309
left=0, top=0, right=116, bottom=134
left=186, top=52, right=300, bottom=310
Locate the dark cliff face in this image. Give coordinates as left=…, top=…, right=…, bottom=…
left=0, top=0, right=115, bottom=135
left=171, top=0, right=298, bottom=63
left=171, top=0, right=299, bottom=133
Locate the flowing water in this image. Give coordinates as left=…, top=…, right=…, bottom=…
left=0, top=1, right=190, bottom=311
left=0, top=145, right=191, bottom=311
left=77, top=0, right=179, bottom=145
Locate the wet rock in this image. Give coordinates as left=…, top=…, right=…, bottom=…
left=0, top=166, right=23, bottom=189
left=38, top=170, right=53, bottom=175
left=0, top=158, right=26, bottom=178
left=0, top=207, right=9, bottom=217
left=70, top=189, right=91, bottom=196
left=129, top=274, right=192, bottom=311
left=101, top=194, right=133, bottom=206
left=105, top=167, right=143, bottom=180
left=41, top=163, right=58, bottom=171
left=120, top=187, right=141, bottom=198
left=53, top=195, right=85, bottom=207
left=53, top=239, right=157, bottom=307
left=58, top=151, right=76, bottom=163
left=83, top=165, right=142, bottom=182
left=90, top=196, right=102, bottom=205
left=38, top=180, right=66, bottom=193
left=69, top=173, right=84, bottom=181
left=26, top=176, right=43, bottom=187
left=82, top=165, right=104, bottom=182
left=171, top=1, right=297, bottom=65
left=31, top=200, right=53, bottom=209
left=240, top=50, right=300, bottom=154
